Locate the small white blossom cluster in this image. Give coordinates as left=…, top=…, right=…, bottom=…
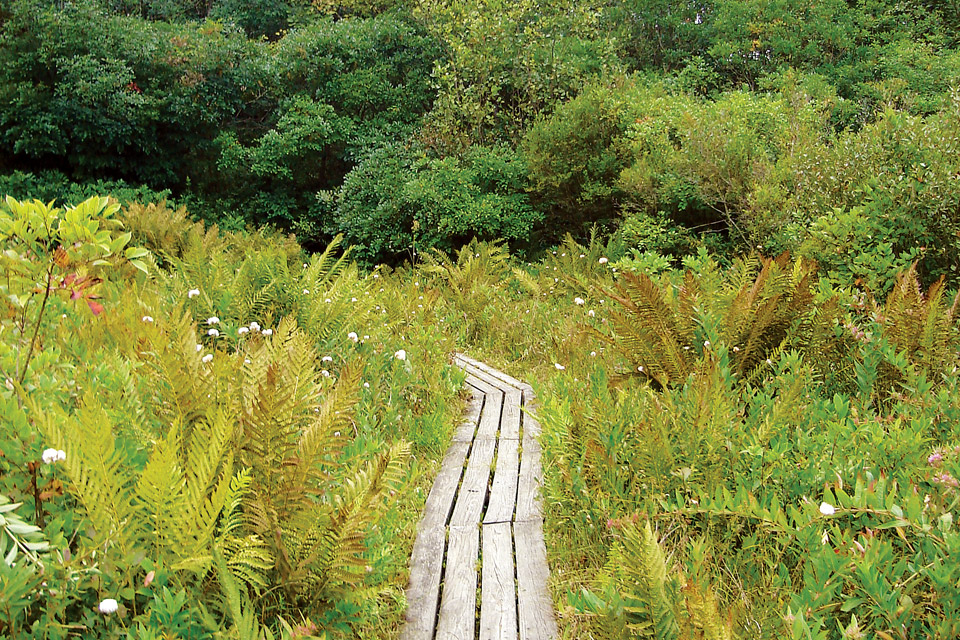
left=98, top=598, right=118, bottom=614
left=395, top=349, right=407, bottom=361
left=42, top=448, right=66, bottom=464
left=187, top=289, right=200, bottom=299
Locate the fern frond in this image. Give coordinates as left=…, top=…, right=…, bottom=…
left=35, top=396, right=140, bottom=556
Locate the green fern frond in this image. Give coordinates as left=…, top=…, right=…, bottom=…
left=35, top=396, right=141, bottom=558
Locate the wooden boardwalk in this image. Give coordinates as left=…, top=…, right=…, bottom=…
left=401, top=354, right=557, bottom=640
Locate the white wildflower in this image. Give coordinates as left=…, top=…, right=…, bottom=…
left=819, top=502, right=836, bottom=516
left=262, top=329, right=273, bottom=336
left=303, top=289, right=310, bottom=294
left=238, top=327, right=249, bottom=335
left=321, top=370, right=331, bottom=377
left=590, top=351, right=597, bottom=357
left=98, top=599, right=118, bottom=615
left=322, top=356, right=333, bottom=362
left=555, top=363, right=565, bottom=370
left=599, top=257, right=608, bottom=264
left=348, top=332, right=359, bottom=342
left=208, top=328, right=219, bottom=337
left=574, top=297, right=585, bottom=306
left=142, top=316, right=153, bottom=323
left=249, top=322, right=260, bottom=331
left=207, top=317, right=220, bottom=325
left=588, top=310, right=595, bottom=317
left=42, top=448, right=61, bottom=465
left=187, top=289, right=200, bottom=298
left=363, top=382, right=370, bottom=388
left=703, top=340, right=711, bottom=348
left=395, top=349, right=407, bottom=361
left=202, top=354, right=213, bottom=363
left=196, top=344, right=203, bottom=352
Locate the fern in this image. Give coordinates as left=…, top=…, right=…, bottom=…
left=596, top=253, right=823, bottom=387
left=596, top=270, right=695, bottom=387
left=36, top=395, right=238, bottom=581
left=878, top=264, right=960, bottom=378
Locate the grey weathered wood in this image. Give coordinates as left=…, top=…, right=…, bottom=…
left=470, top=381, right=503, bottom=441
left=436, top=525, right=480, bottom=640
left=464, top=372, right=502, bottom=397
left=515, top=437, right=543, bottom=523
left=484, top=438, right=519, bottom=524
left=422, top=441, right=472, bottom=530
left=402, top=436, right=472, bottom=640
left=521, top=407, right=542, bottom=439
left=479, top=522, right=517, bottom=640
left=455, top=353, right=533, bottom=395
left=499, top=388, right=522, bottom=440
left=450, top=438, right=496, bottom=527
left=515, top=521, right=557, bottom=640
left=404, top=357, right=557, bottom=640
left=401, top=526, right=448, bottom=640
left=454, top=388, right=484, bottom=442
left=459, top=360, right=531, bottom=416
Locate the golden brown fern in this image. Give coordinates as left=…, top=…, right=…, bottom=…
left=878, top=264, right=960, bottom=377
left=596, top=271, right=696, bottom=387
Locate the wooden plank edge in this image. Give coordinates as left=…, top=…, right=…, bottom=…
left=515, top=520, right=558, bottom=640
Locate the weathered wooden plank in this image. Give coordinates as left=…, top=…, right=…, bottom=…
left=515, top=520, right=558, bottom=640
left=401, top=436, right=472, bottom=640
left=464, top=372, right=501, bottom=397
left=484, top=438, right=519, bottom=524
left=436, top=525, right=480, bottom=640
left=456, top=353, right=533, bottom=395
left=454, top=387, right=484, bottom=443
left=499, top=388, right=522, bottom=440
left=471, top=382, right=503, bottom=441
left=515, top=436, right=543, bottom=523
left=400, top=526, right=447, bottom=640
left=459, top=360, right=531, bottom=413
left=521, top=406, right=542, bottom=439
left=479, top=522, right=518, bottom=640
left=421, top=440, right=471, bottom=531
left=450, top=438, right=496, bottom=527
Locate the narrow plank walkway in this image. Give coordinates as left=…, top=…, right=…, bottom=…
left=401, top=354, right=558, bottom=640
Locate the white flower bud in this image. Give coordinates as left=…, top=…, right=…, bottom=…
left=98, top=599, right=118, bottom=614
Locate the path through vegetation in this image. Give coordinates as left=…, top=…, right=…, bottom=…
left=401, top=354, right=557, bottom=640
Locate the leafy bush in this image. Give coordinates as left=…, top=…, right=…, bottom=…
left=336, top=142, right=541, bottom=265
left=531, top=256, right=960, bottom=637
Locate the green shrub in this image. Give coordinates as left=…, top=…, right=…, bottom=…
left=335, top=142, right=541, bottom=265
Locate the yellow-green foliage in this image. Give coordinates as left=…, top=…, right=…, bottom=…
left=593, top=253, right=823, bottom=387
left=35, top=394, right=236, bottom=581
left=420, top=237, right=511, bottom=339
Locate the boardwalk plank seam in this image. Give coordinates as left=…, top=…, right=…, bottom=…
left=403, top=355, right=557, bottom=640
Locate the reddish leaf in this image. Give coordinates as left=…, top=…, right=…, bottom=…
left=87, top=299, right=104, bottom=316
